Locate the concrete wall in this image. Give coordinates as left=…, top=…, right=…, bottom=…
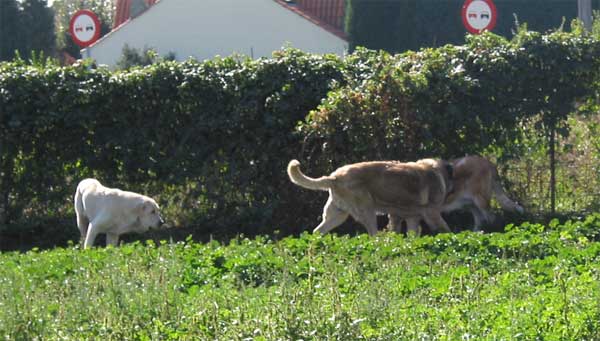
left=84, top=0, right=348, bottom=67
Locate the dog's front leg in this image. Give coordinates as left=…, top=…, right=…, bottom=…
left=422, top=209, right=451, bottom=233
left=405, top=217, right=422, bottom=236
left=353, top=209, right=378, bottom=236
left=363, top=213, right=378, bottom=236
left=106, top=233, right=120, bottom=247
left=387, top=214, right=403, bottom=233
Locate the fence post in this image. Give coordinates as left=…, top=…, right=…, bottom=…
left=0, top=149, right=11, bottom=226
left=0, top=141, right=4, bottom=225
left=0, top=115, right=5, bottom=225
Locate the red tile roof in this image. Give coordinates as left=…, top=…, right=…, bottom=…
left=113, top=0, right=157, bottom=29
left=274, top=0, right=347, bottom=40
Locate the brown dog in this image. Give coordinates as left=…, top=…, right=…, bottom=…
left=389, top=155, right=524, bottom=234
left=287, top=159, right=454, bottom=236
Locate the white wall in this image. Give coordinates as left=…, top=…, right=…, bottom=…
left=84, top=0, right=348, bottom=67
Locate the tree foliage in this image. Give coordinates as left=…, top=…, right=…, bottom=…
left=115, top=44, right=176, bottom=70
left=0, top=0, right=20, bottom=60
left=346, top=0, right=600, bottom=53
left=0, top=0, right=54, bottom=61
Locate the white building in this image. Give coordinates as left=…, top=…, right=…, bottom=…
left=83, top=0, right=348, bottom=67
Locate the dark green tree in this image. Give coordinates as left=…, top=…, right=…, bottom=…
left=0, top=0, right=54, bottom=61
left=0, top=0, right=22, bottom=61
left=19, top=0, right=55, bottom=60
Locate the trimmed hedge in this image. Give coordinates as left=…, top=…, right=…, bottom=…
left=0, top=50, right=347, bottom=242
left=1, top=27, right=600, bottom=249
left=302, top=28, right=600, bottom=167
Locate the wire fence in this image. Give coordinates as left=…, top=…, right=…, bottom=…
left=497, top=119, right=600, bottom=215
left=502, top=158, right=600, bottom=214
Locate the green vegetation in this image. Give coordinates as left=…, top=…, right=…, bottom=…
left=0, top=0, right=55, bottom=61
left=2, top=17, right=600, bottom=339
left=2, top=25, right=600, bottom=249
left=115, top=44, right=177, bottom=70
left=2, top=215, right=600, bottom=339
left=345, top=0, right=600, bottom=53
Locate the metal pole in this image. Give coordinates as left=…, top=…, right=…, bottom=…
left=549, top=121, right=556, bottom=215
left=578, top=0, right=592, bottom=31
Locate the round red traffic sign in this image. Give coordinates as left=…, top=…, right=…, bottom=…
left=462, top=0, right=497, bottom=34
left=69, top=9, right=101, bottom=47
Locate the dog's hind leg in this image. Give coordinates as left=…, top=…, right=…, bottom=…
left=471, top=196, right=494, bottom=231
left=313, top=196, right=349, bottom=235
left=83, top=223, right=98, bottom=249
left=74, top=194, right=89, bottom=244
left=474, top=195, right=494, bottom=219
left=77, top=215, right=89, bottom=245
left=354, top=210, right=378, bottom=236
left=84, top=215, right=109, bottom=249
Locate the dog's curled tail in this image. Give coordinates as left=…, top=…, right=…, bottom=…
left=287, top=160, right=335, bottom=191
left=491, top=169, right=525, bottom=214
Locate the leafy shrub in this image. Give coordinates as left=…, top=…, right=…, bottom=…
left=1, top=27, right=600, bottom=248
left=301, top=28, right=600, bottom=168
left=115, top=44, right=176, bottom=70
left=0, top=48, right=346, bottom=246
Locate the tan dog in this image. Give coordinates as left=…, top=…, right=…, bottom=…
left=287, top=159, right=454, bottom=236
left=74, top=178, right=165, bottom=248
left=389, top=155, right=524, bottom=234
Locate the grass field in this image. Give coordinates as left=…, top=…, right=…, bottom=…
left=2, top=216, right=600, bottom=340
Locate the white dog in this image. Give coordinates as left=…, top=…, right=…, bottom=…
left=74, top=178, right=165, bottom=248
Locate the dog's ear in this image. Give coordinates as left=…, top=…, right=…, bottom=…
left=445, top=163, right=454, bottom=179
left=139, top=200, right=158, bottom=214
left=135, top=201, right=149, bottom=216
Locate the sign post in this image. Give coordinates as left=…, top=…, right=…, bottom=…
left=69, top=9, right=101, bottom=48
left=462, top=0, right=497, bottom=34
left=578, top=0, right=592, bottom=31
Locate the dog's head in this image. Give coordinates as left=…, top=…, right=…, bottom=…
left=439, top=160, right=454, bottom=195
left=136, top=198, right=165, bottom=231
left=417, top=158, right=454, bottom=194
left=444, top=162, right=454, bottom=191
